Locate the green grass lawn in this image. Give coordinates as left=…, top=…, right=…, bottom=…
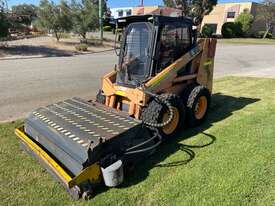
left=0, top=76, right=275, bottom=206
left=218, top=38, right=275, bottom=45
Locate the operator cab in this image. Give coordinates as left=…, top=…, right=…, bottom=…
left=115, top=15, right=196, bottom=87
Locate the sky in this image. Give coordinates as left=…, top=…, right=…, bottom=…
left=7, top=0, right=260, bottom=8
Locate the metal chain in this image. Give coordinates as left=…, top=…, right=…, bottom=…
left=144, top=94, right=174, bottom=128
left=141, top=89, right=174, bottom=128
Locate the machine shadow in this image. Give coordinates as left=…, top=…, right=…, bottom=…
left=93, top=93, right=260, bottom=196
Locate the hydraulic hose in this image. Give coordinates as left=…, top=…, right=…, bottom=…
left=124, top=128, right=162, bottom=155
left=124, top=140, right=162, bottom=155
left=125, top=133, right=158, bottom=152
left=124, top=89, right=175, bottom=155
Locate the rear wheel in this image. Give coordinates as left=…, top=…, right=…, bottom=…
left=142, top=94, right=185, bottom=140
left=185, top=85, right=211, bottom=127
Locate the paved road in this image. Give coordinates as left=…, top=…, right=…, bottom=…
left=215, top=44, right=275, bottom=78
left=1, top=44, right=275, bottom=122
left=0, top=52, right=117, bottom=122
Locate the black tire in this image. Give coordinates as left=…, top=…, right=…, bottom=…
left=141, top=94, right=185, bottom=139
left=185, top=85, right=211, bottom=127
left=96, top=89, right=106, bottom=104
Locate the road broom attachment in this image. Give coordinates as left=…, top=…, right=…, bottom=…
left=15, top=97, right=158, bottom=199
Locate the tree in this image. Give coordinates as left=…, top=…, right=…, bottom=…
left=36, top=0, right=72, bottom=41
left=191, top=0, right=217, bottom=25
left=235, top=9, right=254, bottom=37
left=0, top=15, right=9, bottom=38
left=0, top=0, right=3, bottom=10
left=71, top=0, right=99, bottom=40
left=163, top=0, right=217, bottom=27
left=163, top=0, right=192, bottom=15
left=0, top=0, right=7, bottom=11
left=201, top=24, right=213, bottom=37
left=0, top=0, right=9, bottom=38
left=11, top=4, right=38, bottom=26
left=163, top=0, right=176, bottom=7
left=256, top=0, right=275, bottom=39
left=94, top=0, right=108, bottom=16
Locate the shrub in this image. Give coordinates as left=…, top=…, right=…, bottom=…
left=59, top=32, right=71, bottom=39
left=0, top=13, right=9, bottom=38
left=201, top=25, right=214, bottom=37
left=222, top=22, right=235, bottom=38
left=30, top=31, right=45, bottom=36
left=75, top=44, right=88, bottom=51
left=103, top=25, right=112, bottom=31
left=234, top=22, right=243, bottom=37
left=235, top=9, right=254, bottom=37
left=257, top=31, right=273, bottom=39
left=221, top=22, right=243, bottom=38
left=0, top=21, right=9, bottom=38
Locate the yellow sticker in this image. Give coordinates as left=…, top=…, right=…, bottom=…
left=115, top=90, right=126, bottom=96
left=204, top=59, right=212, bottom=66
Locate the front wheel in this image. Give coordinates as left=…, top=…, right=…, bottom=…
left=185, top=85, right=211, bottom=127
left=142, top=94, right=185, bottom=140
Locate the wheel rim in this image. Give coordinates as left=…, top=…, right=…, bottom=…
left=194, top=96, right=207, bottom=120
left=162, top=106, right=180, bottom=135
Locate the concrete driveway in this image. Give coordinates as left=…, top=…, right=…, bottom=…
left=1, top=43, right=275, bottom=122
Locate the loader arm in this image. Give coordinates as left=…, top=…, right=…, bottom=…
left=101, top=38, right=217, bottom=118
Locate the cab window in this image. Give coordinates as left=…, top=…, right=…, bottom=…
left=157, top=24, right=191, bottom=73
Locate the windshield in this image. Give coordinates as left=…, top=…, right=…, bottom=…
left=117, top=22, right=152, bottom=86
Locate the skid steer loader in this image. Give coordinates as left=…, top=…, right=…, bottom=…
left=15, top=15, right=216, bottom=200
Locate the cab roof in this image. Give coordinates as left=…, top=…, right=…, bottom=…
left=116, top=15, right=193, bottom=28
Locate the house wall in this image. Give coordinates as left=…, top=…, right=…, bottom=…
left=110, top=7, right=133, bottom=19
left=111, top=6, right=181, bottom=19
left=201, top=2, right=258, bottom=35
left=133, top=6, right=181, bottom=17
left=133, top=6, right=159, bottom=15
